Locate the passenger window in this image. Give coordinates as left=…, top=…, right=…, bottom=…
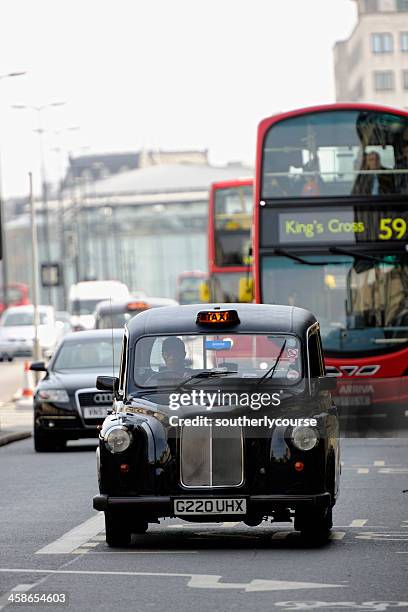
left=308, top=331, right=324, bottom=379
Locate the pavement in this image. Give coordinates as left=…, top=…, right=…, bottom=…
left=0, top=359, right=33, bottom=447
left=0, top=437, right=407, bottom=611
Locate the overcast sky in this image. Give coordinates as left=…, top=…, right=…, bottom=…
left=0, top=0, right=356, bottom=198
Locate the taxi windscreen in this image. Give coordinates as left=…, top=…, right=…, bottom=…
left=133, top=334, right=302, bottom=387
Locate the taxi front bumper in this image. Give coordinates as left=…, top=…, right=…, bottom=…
left=93, top=493, right=332, bottom=515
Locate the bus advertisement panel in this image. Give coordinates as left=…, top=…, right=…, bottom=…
left=207, top=178, right=253, bottom=303
left=254, top=103, right=408, bottom=434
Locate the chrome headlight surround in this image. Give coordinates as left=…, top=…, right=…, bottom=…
left=291, top=426, right=319, bottom=451
left=104, top=425, right=132, bottom=454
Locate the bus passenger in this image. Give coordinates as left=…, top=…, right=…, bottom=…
left=352, top=151, right=394, bottom=195
left=396, top=142, right=408, bottom=193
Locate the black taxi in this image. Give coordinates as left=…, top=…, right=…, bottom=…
left=93, top=303, right=340, bottom=546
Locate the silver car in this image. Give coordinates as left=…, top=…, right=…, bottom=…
left=0, top=305, right=62, bottom=360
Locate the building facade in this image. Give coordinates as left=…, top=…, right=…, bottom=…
left=6, top=158, right=252, bottom=309
left=334, top=0, right=408, bottom=107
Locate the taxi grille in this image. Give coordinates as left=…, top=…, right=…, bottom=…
left=180, top=424, right=243, bottom=487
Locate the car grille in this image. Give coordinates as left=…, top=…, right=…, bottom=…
left=77, top=390, right=114, bottom=426
left=180, top=424, right=243, bottom=487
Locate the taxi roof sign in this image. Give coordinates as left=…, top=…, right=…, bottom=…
left=196, top=309, right=240, bottom=326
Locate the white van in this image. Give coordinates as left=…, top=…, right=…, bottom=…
left=69, top=281, right=130, bottom=330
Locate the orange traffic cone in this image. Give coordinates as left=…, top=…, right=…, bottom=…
left=16, top=361, right=35, bottom=408
left=22, top=361, right=34, bottom=398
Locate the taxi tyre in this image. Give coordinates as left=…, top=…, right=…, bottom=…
left=295, top=507, right=333, bottom=540
left=104, top=510, right=136, bottom=547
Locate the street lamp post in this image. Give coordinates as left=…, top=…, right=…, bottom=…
left=0, top=71, right=27, bottom=311
left=12, top=101, right=66, bottom=305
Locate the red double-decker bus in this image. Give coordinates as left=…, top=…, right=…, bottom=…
left=254, top=103, right=408, bottom=430
left=207, top=178, right=253, bottom=302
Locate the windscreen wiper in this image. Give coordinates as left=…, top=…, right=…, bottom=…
left=329, top=246, right=389, bottom=264
left=174, top=369, right=238, bottom=391
left=255, top=340, right=287, bottom=387
left=274, top=249, right=344, bottom=266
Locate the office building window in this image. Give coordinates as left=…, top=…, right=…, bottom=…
left=373, top=71, right=395, bottom=90
left=365, top=0, right=379, bottom=12
left=371, top=33, right=393, bottom=53
left=401, top=32, right=408, bottom=51
left=403, top=70, right=408, bottom=90
left=397, top=0, right=408, bottom=11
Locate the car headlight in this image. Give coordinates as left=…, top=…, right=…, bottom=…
left=104, top=426, right=132, bottom=453
left=38, top=389, right=69, bottom=403
left=291, top=426, right=319, bottom=451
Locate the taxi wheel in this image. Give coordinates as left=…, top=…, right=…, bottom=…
left=104, top=511, right=132, bottom=547
left=132, top=520, right=148, bottom=535
left=295, top=507, right=332, bottom=539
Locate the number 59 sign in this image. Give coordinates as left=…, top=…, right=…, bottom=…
left=378, top=217, right=407, bottom=240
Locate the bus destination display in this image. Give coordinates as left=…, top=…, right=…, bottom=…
left=277, top=207, right=408, bottom=245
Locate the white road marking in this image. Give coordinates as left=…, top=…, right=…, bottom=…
left=350, top=519, right=367, bottom=527
left=85, top=550, right=199, bottom=554
left=35, top=513, right=104, bottom=554
left=0, top=569, right=346, bottom=592
left=379, top=468, right=408, bottom=474
left=356, top=531, right=408, bottom=541
left=374, top=460, right=385, bottom=466
left=0, top=583, right=37, bottom=611
left=329, top=531, right=346, bottom=540
left=270, top=531, right=293, bottom=540
left=223, top=522, right=240, bottom=527
left=357, top=468, right=369, bottom=474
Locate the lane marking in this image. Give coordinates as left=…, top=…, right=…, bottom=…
left=350, top=519, right=367, bottom=527
left=35, top=513, right=104, bottom=554
left=379, top=468, right=408, bottom=474
left=270, top=531, right=292, bottom=540
left=329, top=531, right=345, bottom=540
left=84, top=550, right=199, bottom=554
left=0, top=569, right=346, bottom=592
left=374, top=460, right=385, bottom=466
left=357, top=468, right=369, bottom=474
left=0, top=584, right=37, bottom=611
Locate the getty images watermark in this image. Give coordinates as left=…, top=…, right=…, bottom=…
left=167, top=390, right=317, bottom=428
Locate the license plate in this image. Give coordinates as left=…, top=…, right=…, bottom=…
left=83, top=406, right=108, bottom=419
left=174, top=498, right=246, bottom=516
left=335, top=396, right=371, bottom=406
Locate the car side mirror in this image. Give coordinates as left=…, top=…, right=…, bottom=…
left=30, top=361, right=47, bottom=372
left=318, top=375, right=337, bottom=391
left=96, top=375, right=120, bottom=398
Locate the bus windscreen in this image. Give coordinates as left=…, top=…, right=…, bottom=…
left=261, top=110, right=408, bottom=199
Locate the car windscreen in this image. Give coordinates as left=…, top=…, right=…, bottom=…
left=53, top=337, right=122, bottom=370
left=2, top=312, right=48, bottom=326
left=133, top=333, right=302, bottom=388
left=96, top=312, right=133, bottom=329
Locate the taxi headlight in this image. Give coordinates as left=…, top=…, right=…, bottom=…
left=291, top=426, right=319, bottom=451
left=104, top=426, right=132, bottom=454
left=38, top=389, right=69, bottom=403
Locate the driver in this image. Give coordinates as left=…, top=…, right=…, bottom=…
left=161, top=336, right=187, bottom=374
left=145, top=336, right=189, bottom=385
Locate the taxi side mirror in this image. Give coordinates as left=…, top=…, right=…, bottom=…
left=318, top=375, right=337, bottom=391
left=199, top=281, right=210, bottom=303
left=96, top=375, right=119, bottom=395
left=238, top=277, right=253, bottom=303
